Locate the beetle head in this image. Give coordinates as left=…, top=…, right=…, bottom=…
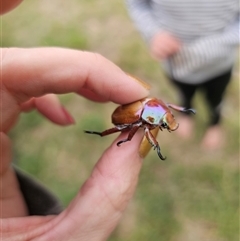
left=161, top=112, right=179, bottom=131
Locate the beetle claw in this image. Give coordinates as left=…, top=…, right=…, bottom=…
left=154, top=145, right=166, bottom=161
left=117, top=140, right=124, bottom=146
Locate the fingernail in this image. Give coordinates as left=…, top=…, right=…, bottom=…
left=139, top=128, right=159, bottom=158
left=127, top=73, right=151, bottom=90
left=61, top=106, right=75, bottom=125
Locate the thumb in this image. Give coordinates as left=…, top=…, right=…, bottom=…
left=34, top=130, right=145, bottom=241
left=0, top=132, right=12, bottom=175
left=0, top=133, right=28, bottom=217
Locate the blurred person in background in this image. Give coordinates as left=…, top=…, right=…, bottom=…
left=1, top=0, right=151, bottom=240
left=126, top=0, right=239, bottom=150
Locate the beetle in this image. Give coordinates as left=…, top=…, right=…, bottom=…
left=85, top=97, right=196, bottom=160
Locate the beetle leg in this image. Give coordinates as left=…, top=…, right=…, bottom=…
left=155, top=145, right=167, bottom=160
left=167, top=103, right=196, bottom=114
left=84, top=125, right=130, bottom=137
left=117, top=124, right=141, bottom=146
left=145, top=128, right=166, bottom=160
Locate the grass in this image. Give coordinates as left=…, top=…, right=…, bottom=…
left=2, top=0, right=239, bottom=240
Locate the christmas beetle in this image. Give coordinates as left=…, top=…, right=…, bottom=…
left=85, top=97, right=195, bottom=160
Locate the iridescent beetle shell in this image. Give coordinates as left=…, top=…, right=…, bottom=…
left=85, top=97, right=195, bottom=160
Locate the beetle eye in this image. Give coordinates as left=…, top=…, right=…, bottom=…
left=161, top=122, right=168, bottom=129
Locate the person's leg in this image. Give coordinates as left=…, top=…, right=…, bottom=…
left=201, top=69, right=232, bottom=149
left=204, top=69, right=232, bottom=126
left=170, top=79, right=197, bottom=139
left=170, top=79, right=197, bottom=109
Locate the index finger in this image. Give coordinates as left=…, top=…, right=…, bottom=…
left=2, top=48, right=150, bottom=104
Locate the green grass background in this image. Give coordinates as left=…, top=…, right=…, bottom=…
left=2, top=1, right=239, bottom=240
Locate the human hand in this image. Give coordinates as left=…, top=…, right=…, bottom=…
left=0, top=0, right=23, bottom=14
left=150, top=31, right=182, bottom=60
left=0, top=47, right=150, bottom=240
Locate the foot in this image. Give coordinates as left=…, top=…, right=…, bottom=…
left=201, top=125, right=224, bottom=150
left=176, top=116, right=194, bottom=140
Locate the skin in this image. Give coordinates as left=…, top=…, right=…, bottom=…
left=0, top=1, right=150, bottom=240
left=0, top=0, right=23, bottom=14
left=150, top=31, right=182, bottom=60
